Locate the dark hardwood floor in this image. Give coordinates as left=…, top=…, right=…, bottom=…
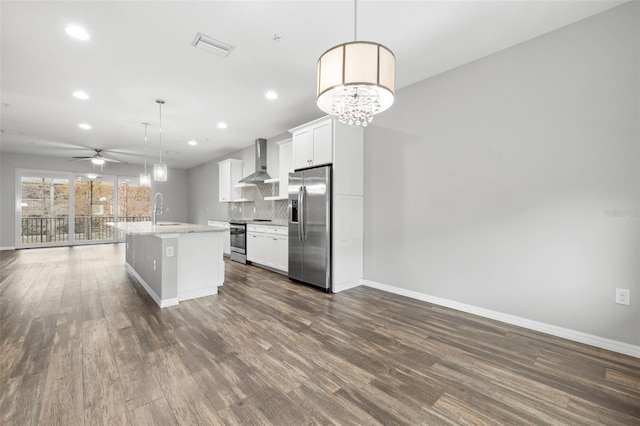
left=1, top=244, right=639, bottom=425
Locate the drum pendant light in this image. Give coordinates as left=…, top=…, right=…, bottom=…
left=316, top=0, right=395, bottom=127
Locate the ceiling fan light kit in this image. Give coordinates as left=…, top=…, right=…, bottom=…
left=91, top=156, right=105, bottom=170
left=71, top=148, right=126, bottom=170
left=316, top=0, right=395, bottom=127
left=153, top=99, right=168, bottom=182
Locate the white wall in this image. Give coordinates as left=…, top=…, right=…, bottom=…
left=0, top=152, right=189, bottom=248
left=363, top=3, right=639, bottom=346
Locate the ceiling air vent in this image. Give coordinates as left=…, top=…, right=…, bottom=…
left=191, top=32, right=234, bottom=57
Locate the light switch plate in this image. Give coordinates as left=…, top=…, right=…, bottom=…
left=166, top=246, right=174, bottom=257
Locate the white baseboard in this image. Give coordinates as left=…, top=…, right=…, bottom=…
left=0, top=246, right=16, bottom=251
left=361, top=279, right=640, bottom=359
left=333, top=279, right=363, bottom=293
left=125, top=263, right=179, bottom=308
left=179, top=285, right=218, bottom=301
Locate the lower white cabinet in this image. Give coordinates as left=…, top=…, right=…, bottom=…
left=207, top=221, right=230, bottom=256
left=247, top=224, right=288, bottom=273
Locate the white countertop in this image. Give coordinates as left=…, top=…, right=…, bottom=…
left=216, top=219, right=287, bottom=227
left=108, top=221, right=226, bottom=235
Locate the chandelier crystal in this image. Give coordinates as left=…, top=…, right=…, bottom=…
left=331, top=85, right=382, bottom=127
left=316, top=1, right=395, bottom=127
left=153, top=99, right=167, bottom=182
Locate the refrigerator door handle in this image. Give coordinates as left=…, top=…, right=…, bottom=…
left=298, top=186, right=304, bottom=241
left=301, top=185, right=308, bottom=241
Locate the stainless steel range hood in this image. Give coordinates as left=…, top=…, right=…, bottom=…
left=240, top=138, right=271, bottom=183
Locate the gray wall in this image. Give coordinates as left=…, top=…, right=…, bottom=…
left=363, top=3, right=639, bottom=346
left=0, top=152, right=189, bottom=247
left=187, top=133, right=288, bottom=225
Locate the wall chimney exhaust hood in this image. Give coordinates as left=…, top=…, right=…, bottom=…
left=240, top=138, right=271, bottom=183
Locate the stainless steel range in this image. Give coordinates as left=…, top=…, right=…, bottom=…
left=229, top=221, right=247, bottom=264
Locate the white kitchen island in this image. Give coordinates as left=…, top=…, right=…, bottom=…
left=109, top=221, right=226, bottom=308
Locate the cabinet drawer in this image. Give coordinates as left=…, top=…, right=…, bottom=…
left=247, top=224, right=264, bottom=233
left=247, top=224, right=288, bottom=236
left=266, top=226, right=287, bottom=236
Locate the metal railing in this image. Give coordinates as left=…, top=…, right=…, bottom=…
left=21, top=215, right=151, bottom=244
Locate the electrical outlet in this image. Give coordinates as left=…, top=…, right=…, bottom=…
left=615, top=288, right=630, bottom=305
left=166, top=246, right=174, bottom=257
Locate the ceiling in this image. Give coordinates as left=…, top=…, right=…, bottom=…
left=0, top=0, right=626, bottom=170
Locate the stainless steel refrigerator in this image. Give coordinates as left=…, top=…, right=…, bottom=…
left=288, top=165, right=331, bottom=291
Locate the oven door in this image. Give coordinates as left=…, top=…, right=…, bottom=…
left=229, top=223, right=246, bottom=254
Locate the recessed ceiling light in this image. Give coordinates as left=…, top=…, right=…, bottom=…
left=217, top=122, right=227, bottom=129
left=87, top=174, right=97, bottom=179
left=65, top=25, right=90, bottom=41
left=265, top=91, right=278, bottom=100
left=73, top=91, right=89, bottom=100
left=188, top=140, right=198, bottom=146
left=78, top=123, right=92, bottom=130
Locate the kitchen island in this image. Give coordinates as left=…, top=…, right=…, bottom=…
left=109, top=221, right=226, bottom=308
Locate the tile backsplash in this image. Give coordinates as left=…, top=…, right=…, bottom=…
left=228, top=183, right=288, bottom=223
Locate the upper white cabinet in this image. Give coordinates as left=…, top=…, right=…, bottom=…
left=290, top=116, right=363, bottom=196
left=291, top=119, right=333, bottom=170
left=218, top=159, right=243, bottom=202
left=277, top=139, right=293, bottom=199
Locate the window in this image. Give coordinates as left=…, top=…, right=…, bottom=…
left=16, top=170, right=152, bottom=247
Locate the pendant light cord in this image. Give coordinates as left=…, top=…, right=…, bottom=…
left=354, top=0, right=358, bottom=41
left=159, top=103, right=162, bottom=164
left=143, top=123, right=148, bottom=173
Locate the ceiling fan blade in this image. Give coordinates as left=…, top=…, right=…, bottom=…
left=70, top=157, right=93, bottom=160
left=103, top=157, right=127, bottom=164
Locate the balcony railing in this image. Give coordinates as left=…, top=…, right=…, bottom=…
left=21, top=215, right=151, bottom=244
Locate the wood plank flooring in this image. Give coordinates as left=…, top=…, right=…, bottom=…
left=1, top=244, right=639, bottom=425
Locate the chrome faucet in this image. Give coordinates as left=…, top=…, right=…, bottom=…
left=152, top=192, right=164, bottom=226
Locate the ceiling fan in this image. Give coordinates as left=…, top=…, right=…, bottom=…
left=71, top=149, right=127, bottom=169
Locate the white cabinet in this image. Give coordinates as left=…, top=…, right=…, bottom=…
left=278, top=139, right=293, bottom=199
left=264, top=139, right=293, bottom=201
left=333, top=123, right=364, bottom=196
left=218, top=159, right=243, bottom=202
left=332, top=196, right=363, bottom=289
left=207, top=221, right=230, bottom=256
left=291, top=119, right=333, bottom=170
left=247, top=231, right=266, bottom=264
left=247, top=224, right=288, bottom=273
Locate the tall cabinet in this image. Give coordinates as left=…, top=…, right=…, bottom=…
left=218, top=159, right=243, bottom=202
left=289, top=116, right=364, bottom=293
